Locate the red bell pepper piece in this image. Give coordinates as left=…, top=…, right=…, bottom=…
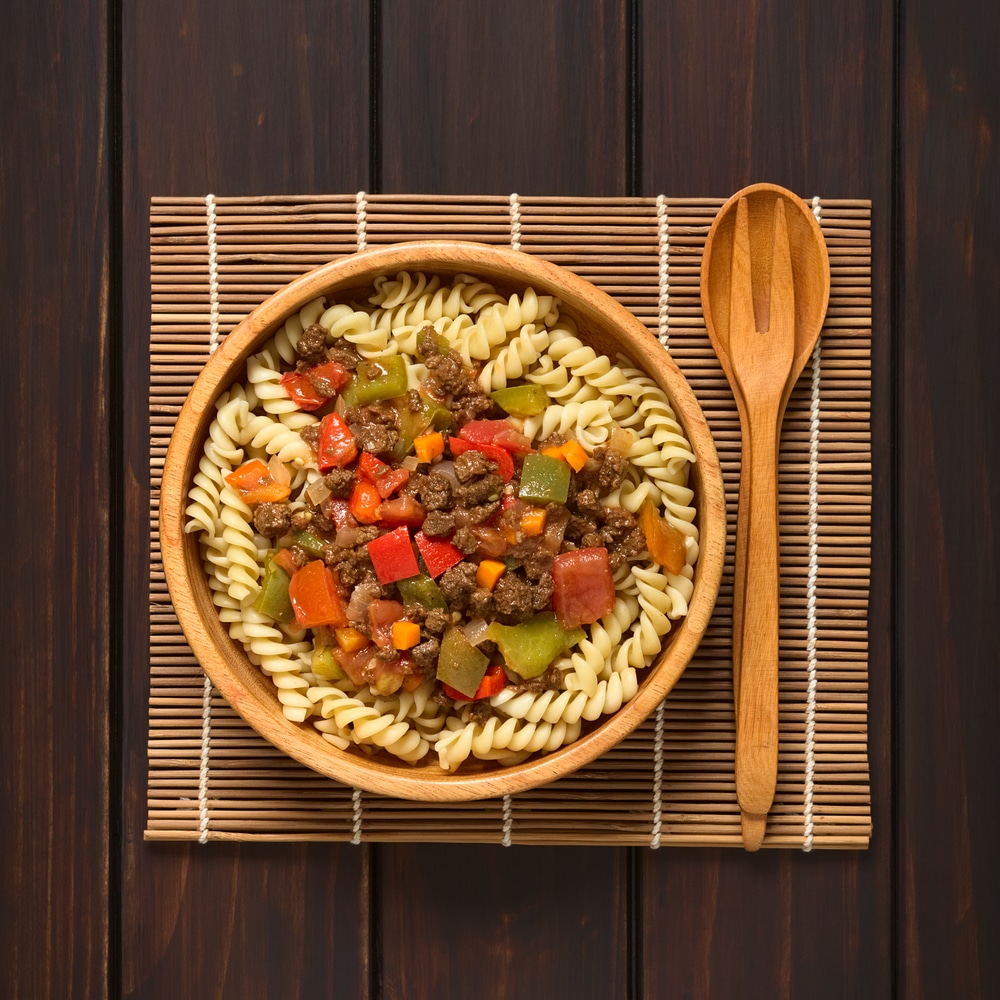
left=224, top=459, right=291, bottom=503
left=551, top=547, right=616, bottom=628
left=317, top=412, right=358, bottom=471
left=288, top=560, right=348, bottom=629
left=349, top=479, right=383, bottom=525
left=279, top=371, right=327, bottom=411
left=377, top=495, right=426, bottom=527
left=414, top=530, right=465, bottom=579
left=442, top=664, right=507, bottom=702
left=448, top=436, right=515, bottom=482
left=306, top=361, right=351, bottom=396
left=367, top=526, right=421, bottom=584
left=460, top=419, right=533, bottom=454
left=358, top=451, right=410, bottom=498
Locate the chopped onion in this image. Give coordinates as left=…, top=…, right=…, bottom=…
left=400, top=454, right=420, bottom=471
left=462, top=617, right=491, bottom=647
left=305, top=479, right=332, bottom=506
left=431, top=460, right=459, bottom=489
left=268, top=455, right=291, bottom=486
left=345, top=580, right=379, bottom=623
left=608, top=427, right=636, bottom=456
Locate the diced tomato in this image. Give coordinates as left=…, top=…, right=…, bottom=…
left=349, top=480, right=383, bottom=525
left=368, top=598, right=407, bottom=650
left=288, top=560, right=348, bottom=629
left=414, top=531, right=465, bottom=579
left=367, top=526, right=421, bottom=584
left=448, top=436, right=515, bottom=482
left=551, top=547, right=616, bottom=628
left=224, top=459, right=291, bottom=503
left=317, top=412, right=358, bottom=471
left=377, top=495, right=427, bottom=527
left=306, top=361, right=351, bottom=396
left=470, top=525, right=509, bottom=559
left=279, top=371, right=327, bottom=411
left=358, top=451, right=410, bottom=498
left=459, top=419, right=533, bottom=454
left=332, top=643, right=376, bottom=686
left=324, top=498, right=354, bottom=531
left=442, top=664, right=507, bottom=702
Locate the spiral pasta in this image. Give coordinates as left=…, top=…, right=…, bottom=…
left=185, top=270, right=700, bottom=770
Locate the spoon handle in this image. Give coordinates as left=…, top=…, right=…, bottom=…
left=729, top=197, right=797, bottom=837
left=734, top=398, right=782, bottom=818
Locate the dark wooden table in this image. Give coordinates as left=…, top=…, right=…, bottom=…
left=5, top=1, right=997, bottom=997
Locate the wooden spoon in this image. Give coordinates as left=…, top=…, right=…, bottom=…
left=700, top=184, right=830, bottom=851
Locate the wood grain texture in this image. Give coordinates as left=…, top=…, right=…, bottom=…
left=4, top=0, right=995, bottom=996
left=899, top=1, right=1000, bottom=996
left=379, top=0, right=628, bottom=195
left=378, top=845, right=628, bottom=1000
left=121, top=3, right=371, bottom=997
left=640, top=0, right=892, bottom=196
left=639, top=2, right=895, bottom=996
left=1, top=3, right=110, bottom=999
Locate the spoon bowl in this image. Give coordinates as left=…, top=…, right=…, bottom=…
left=700, top=184, right=830, bottom=850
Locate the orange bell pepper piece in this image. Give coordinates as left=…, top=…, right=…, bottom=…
left=288, top=560, right=348, bottom=629
left=225, top=459, right=291, bottom=503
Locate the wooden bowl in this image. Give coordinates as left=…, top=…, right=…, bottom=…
left=161, top=241, right=726, bottom=801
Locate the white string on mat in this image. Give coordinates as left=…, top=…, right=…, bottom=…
left=493, top=195, right=528, bottom=847
left=349, top=190, right=368, bottom=843
left=197, top=673, right=213, bottom=844
left=649, top=700, right=666, bottom=848
left=205, top=193, right=221, bottom=356
left=656, top=194, right=670, bottom=346
left=498, top=794, right=513, bottom=847
left=351, top=788, right=364, bottom=845
left=508, top=193, right=522, bottom=251
left=355, top=190, right=368, bottom=251
left=500, top=195, right=523, bottom=849
left=647, top=194, right=672, bottom=848
left=802, top=194, right=824, bottom=852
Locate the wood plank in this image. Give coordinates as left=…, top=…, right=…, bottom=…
left=376, top=3, right=630, bottom=997
left=638, top=2, right=895, bottom=996
left=898, top=2, right=1000, bottom=996
left=379, top=0, right=628, bottom=195
left=1, top=3, right=110, bottom=998
left=380, top=845, right=628, bottom=997
left=120, top=3, right=371, bottom=997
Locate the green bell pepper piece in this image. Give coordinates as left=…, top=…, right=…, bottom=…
left=293, top=530, right=327, bottom=558
left=416, top=331, right=453, bottom=359
left=390, top=391, right=454, bottom=463
left=311, top=644, right=346, bottom=680
left=436, top=626, right=489, bottom=698
left=342, top=355, right=410, bottom=406
left=491, top=384, right=548, bottom=417
left=252, top=556, right=294, bottom=624
left=487, top=612, right=585, bottom=679
left=518, top=453, right=572, bottom=504
left=396, top=573, right=450, bottom=610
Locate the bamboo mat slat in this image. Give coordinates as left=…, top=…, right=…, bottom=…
left=147, top=193, right=873, bottom=849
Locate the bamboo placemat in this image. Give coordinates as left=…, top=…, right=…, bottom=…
left=147, top=194, right=872, bottom=848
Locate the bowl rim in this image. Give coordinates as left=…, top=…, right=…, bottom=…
left=161, top=240, right=726, bottom=801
